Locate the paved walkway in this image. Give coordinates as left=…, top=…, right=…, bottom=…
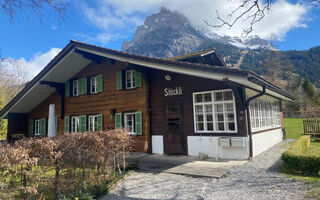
left=103, top=140, right=311, bottom=200
left=132, top=154, right=246, bottom=178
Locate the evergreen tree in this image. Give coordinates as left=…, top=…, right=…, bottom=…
left=302, top=77, right=320, bottom=105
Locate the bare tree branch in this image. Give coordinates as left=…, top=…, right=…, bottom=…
left=205, top=0, right=318, bottom=37
left=0, top=0, right=67, bottom=21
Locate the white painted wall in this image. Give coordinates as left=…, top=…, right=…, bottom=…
left=252, top=128, right=283, bottom=156
left=152, top=135, right=164, bottom=154
left=187, top=136, right=249, bottom=160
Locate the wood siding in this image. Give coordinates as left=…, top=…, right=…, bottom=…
left=28, top=59, right=149, bottom=152
left=148, top=69, right=248, bottom=154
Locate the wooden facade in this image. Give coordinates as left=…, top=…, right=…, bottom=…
left=28, top=59, right=149, bottom=152
left=148, top=69, right=249, bottom=154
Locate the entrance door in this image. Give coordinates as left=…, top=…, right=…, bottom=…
left=164, top=104, right=185, bottom=154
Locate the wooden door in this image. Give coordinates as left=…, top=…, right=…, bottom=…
left=164, top=103, right=185, bottom=154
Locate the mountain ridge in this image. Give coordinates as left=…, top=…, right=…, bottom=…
left=121, top=7, right=320, bottom=88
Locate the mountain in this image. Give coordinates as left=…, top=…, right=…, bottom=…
left=121, top=7, right=320, bottom=88
left=121, top=7, right=206, bottom=58
left=121, top=7, right=270, bottom=58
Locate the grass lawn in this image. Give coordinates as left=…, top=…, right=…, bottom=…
left=283, top=118, right=320, bottom=199
left=284, top=118, right=304, bottom=139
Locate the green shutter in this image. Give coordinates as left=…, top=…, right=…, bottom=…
left=135, top=71, right=142, bottom=88
left=39, top=118, right=46, bottom=136
left=64, top=116, right=70, bottom=133
left=115, top=113, right=122, bottom=129
left=116, top=71, right=123, bottom=90
left=79, top=77, right=87, bottom=95
left=29, top=119, right=34, bottom=137
left=55, top=117, right=58, bottom=134
left=65, top=81, right=70, bottom=97
left=97, top=114, right=103, bottom=131
left=96, top=74, right=103, bottom=93
left=79, top=115, right=87, bottom=132
left=135, top=111, right=142, bottom=135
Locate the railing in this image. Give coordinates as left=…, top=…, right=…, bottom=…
left=303, top=118, right=320, bottom=134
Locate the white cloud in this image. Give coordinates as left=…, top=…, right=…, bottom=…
left=79, top=0, right=308, bottom=41
left=0, top=48, right=61, bottom=80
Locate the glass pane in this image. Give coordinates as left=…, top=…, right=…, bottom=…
left=196, top=114, right=203, bottom=122
left=205, top=105, right=212, bottom=113
left=215, top=104, right=223, bottom=112
left=207, top=123, right=214, bottom=131
left=228, top=123, right=235, bottom=131
left=224, top=91, right=233, bottom=100
left=215, top=92, right=223, bottom=101
left=197, top=123, right=204, bottom=131
left=225, top=103, right=234, bottom=112
left=195, top=94, right=203, bottom=103
left=167, top=105, right=180, bottom=130
left=204, top=93, right=212, bottom=102
left=195, top=105, right=203, bottom=113
left=217, top=114, right=224, bottom=121
left=217, top=122, right=225, bottom=131
left=227, top=114, right=234, bottom=121
left=206, top=114, right=213, bottom=122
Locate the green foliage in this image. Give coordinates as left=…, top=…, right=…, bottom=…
left=282, top=136, right=320, bottom=175
left=284, top=118, right=304, bottom=139
left=303, top=77, right=320, bottom=105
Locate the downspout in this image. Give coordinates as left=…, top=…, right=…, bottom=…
left=246, top=85, right=266, bottom=160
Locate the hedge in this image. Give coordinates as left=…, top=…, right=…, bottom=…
left=282, top=135, right=320, bottom=175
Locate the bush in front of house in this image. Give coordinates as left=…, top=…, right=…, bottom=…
left=0, top=129, right=133, bottom=199
left=282, top=135, right=320, bottom=175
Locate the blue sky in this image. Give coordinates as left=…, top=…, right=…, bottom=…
left=0, top=0, right=319, bottom=77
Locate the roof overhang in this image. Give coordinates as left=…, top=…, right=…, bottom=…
left=0, top=40, right=294, bottom=119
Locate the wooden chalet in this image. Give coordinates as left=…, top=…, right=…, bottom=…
left=0, top=40, right=294, bottom=160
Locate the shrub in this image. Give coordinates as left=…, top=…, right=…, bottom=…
left=282, top=135, right=320, bottom=175
left=0, top=129, right=133, bottom=199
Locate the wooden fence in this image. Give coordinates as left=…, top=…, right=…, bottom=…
left=303, top=118, right=320, bottom=135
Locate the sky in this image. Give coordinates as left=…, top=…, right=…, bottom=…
left=0, top=0, right=319, bottom=78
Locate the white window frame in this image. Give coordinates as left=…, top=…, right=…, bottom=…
left=192, top=89, right=238, bottom=133
left=124, top=112, right=135, bottom=134
left=126, top=70, right=136, bottom=89
left=88, top=115, right=98, bottom=131
left=73, top=80, right=79, bottom=96
left=90, top=76, right=97, bottom=94
left=71, top=116, right=80, bottom=133
left=249, top=97, right=281, bottom=132
left=35, top=119, right=41, bottom=136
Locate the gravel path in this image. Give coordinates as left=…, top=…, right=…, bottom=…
left=103, top=140, right=311, bottom=200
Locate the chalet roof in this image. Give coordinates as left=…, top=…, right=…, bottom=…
left=168, top=49, right=216, bottom=61
left=0, top=40, right=294, bottom=119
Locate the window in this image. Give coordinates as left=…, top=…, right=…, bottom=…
left=35, top=119, right=41, bottom=136
left=90, top=76, right=97, bottom=94
left=89, top=115, right=98, bottom=131
left=193, top=89, right=237, bottom=133
left=126, top=70, right=136, bottom=89
left=166, top=105, right=181, bottom=130
left=73, top=80, right=79, bottom=96
left=249, top=98, right=281, bottom=132
left=71, top=116, right=80, bottom=133
left=124, top=113, right=135, bottom=134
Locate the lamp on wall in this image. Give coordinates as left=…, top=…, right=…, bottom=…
left=165, top=75, right=171, bottom=81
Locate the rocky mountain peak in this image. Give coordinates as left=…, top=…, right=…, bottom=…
left=121, top=7, right=206, bottom=58
left=121, top=7, right=270, bottom=58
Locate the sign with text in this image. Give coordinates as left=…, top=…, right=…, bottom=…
left=164, top=87, right=183, bottom=96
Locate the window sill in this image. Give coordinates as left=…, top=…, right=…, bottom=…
left=252, top=126, right=282, bottom=134
left=195, top=131, right=238, bottom=134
